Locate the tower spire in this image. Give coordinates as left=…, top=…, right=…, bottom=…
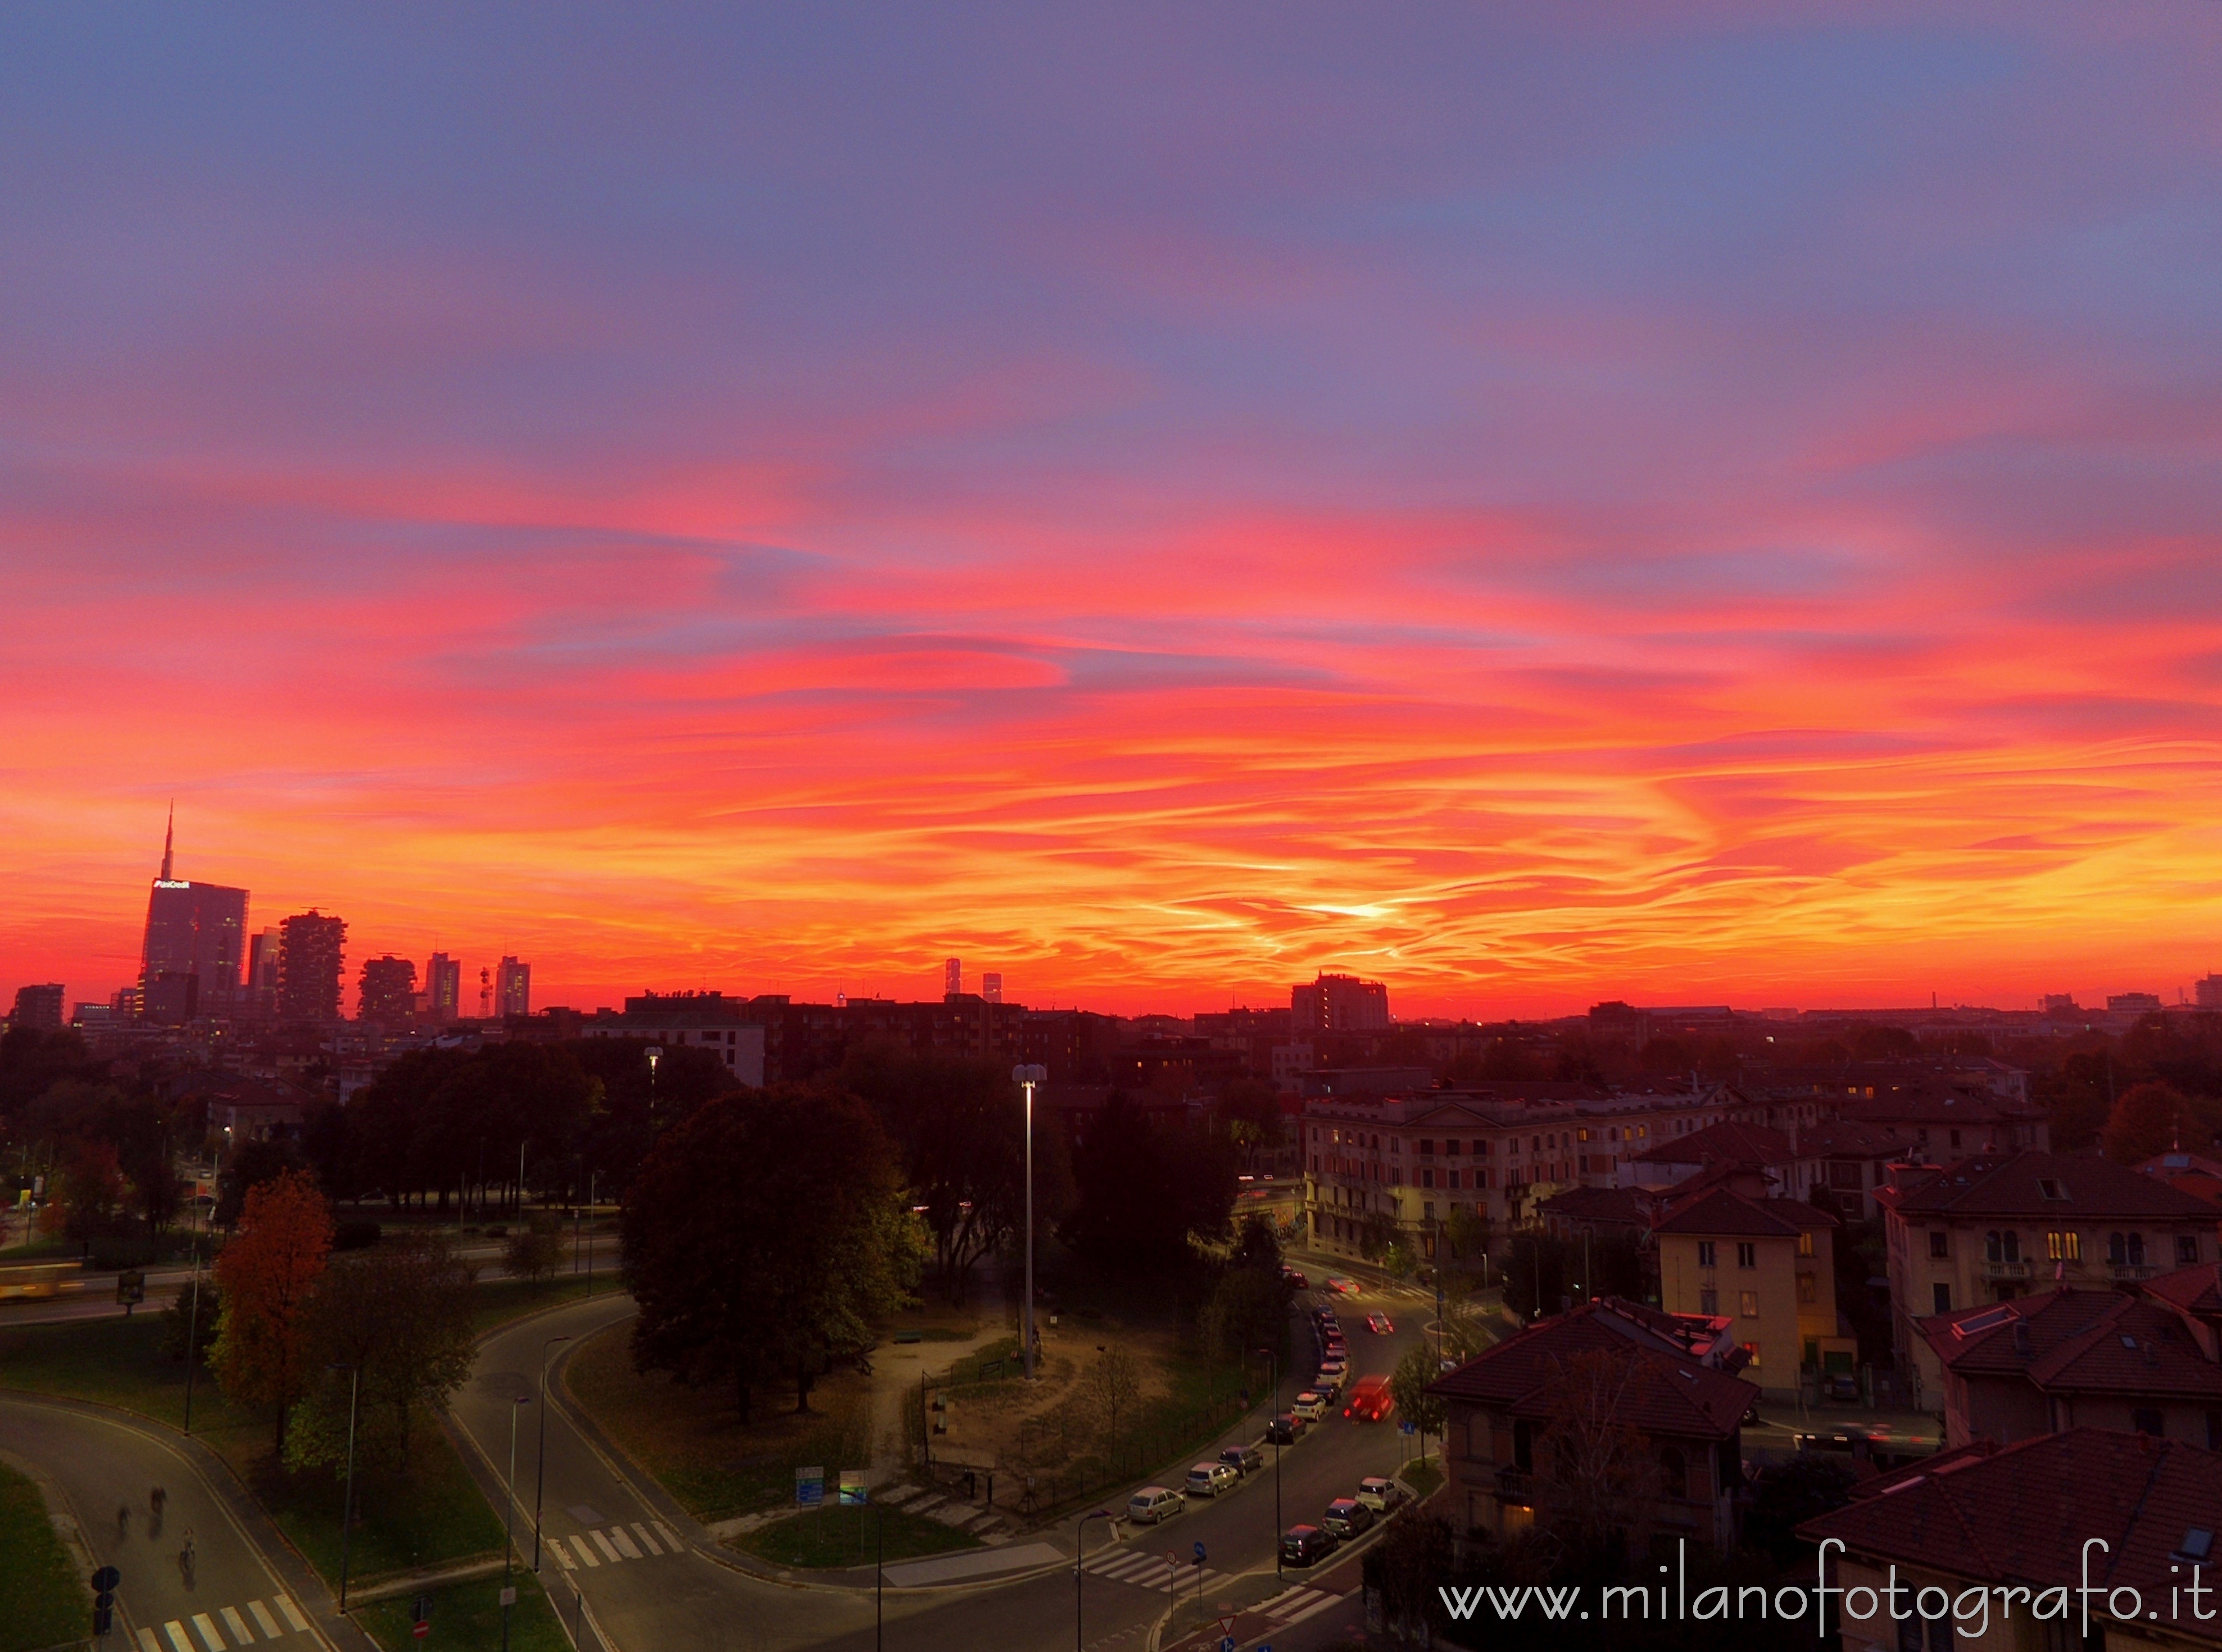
left=160, top=802, right=174, bottom=882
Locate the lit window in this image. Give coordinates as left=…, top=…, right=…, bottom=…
left=1739, top=1291, right=1759, bottom=1318
left=1797, top=1232, right=1815, bottom=1258
left=2046, top=1231, right=2081, bottom=1261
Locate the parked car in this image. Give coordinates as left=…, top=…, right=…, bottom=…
left=1343, top=1374, right=1395, bottom=1421
left=1266, top=1412, right=1307, bottom=1445
left=1355, top=1476, right=1406, bottom=1513
left=1280, top=1524, right=1338, bottom=1567
left=1293, top=1389, right=1330, bottom=1421
left=1221, top=1444, right=1264, bottom=1477
left=1185, top=1460, right=1239, bottom=1498
left=1365, top=1312, right=1395, bottom=1335
left=1315, top=1364, right=1348, bottom=1396
left=1322, top=1497, right=1375, bottom=1538
left=1127, top=1486, right=1185, bottom=1523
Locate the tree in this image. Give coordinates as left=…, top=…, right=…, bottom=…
left=1741, top=1453, right=1857, bottom=1565
left=504, top=1213, right=565, bottom=1288
left=845, top=1051, right=1024, bottom=1302
left=2104, top=1081, right=2193, bottom=1164
left=1081, top=1347, right=1144, bottom=1461
left=1389, top=1341, right=1446, bottom=1444
left=1062, top=1095, right=1238, bottom=1277
left=292, top=1233, right=477, bottom=1471
left=216, top=1137, right=305, bottom=1229
left=212, top=1170, right=333, bottom=1454
left=624, top=1086, right=922, bottom=1420
left=44, top=1139, right=129, bottom=1246
left=158, top=1278, right=221, bottom=1366
left=1535, top=1349, right=1656, bottom=1560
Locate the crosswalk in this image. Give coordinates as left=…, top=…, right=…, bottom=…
left=1080, top=1545, right=1233, bottom=1595
left=1256, top=1582, right=1343, bottom=1624
left=135, top=1592, right=310, bottom=1650
left=545, top=1518, right=684, bottom=1571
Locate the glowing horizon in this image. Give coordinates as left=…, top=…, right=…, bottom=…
left=5, top=6, right=2221, bottom=1020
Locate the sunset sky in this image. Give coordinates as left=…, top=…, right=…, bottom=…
left=5, top=4, right=2221, bottom=1018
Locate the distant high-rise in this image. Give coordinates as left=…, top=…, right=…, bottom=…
left=496, top=956, right=530, bottom=1018
left=944, top=957, right=962, bottom=998
left=358, top=955, right=418, bottom=1025
left=9, top=984, right=65, bottom=1032
left=247, top=928, right=282, bottom=1016
left=2198, top=975, right=2222, bottom=1010
left=981, top=972, right=1003, bottom=1004
left=278, top=910, right=347, bottom=1022
left=138, top=808, right=250, bottom=1016
left=426, top=952, right=462, bottom=1022
left=1291, top=970, right=1391, bottom=1032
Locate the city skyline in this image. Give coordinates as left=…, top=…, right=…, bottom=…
left=6, top=8, right=2222, bottom=1018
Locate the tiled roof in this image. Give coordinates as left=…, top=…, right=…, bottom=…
left=1536, top=1186, right=1654, bottom=1227
left=1653, top=1184, right=1836, bottom=1237
left=1879, top=1151, right=2220, bottom=1220
left=1631, top=1120, right=1797, bottom=1167
left=1836, top=1084, right=2042, bottom=1126
left=2142, top=1260, right=2222, bottom=1318
left=1801, top=1428, right=2222, bottom=1639
left=1797, top=1119, right=1913, bottom=1159
left=1428, top=1300, right=1757, bottom=1440
left=1920, top=1290, right=2222, bottom=1399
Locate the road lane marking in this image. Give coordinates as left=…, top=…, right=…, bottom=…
left=571, top=1535, right=601, bottom=1567
left=220, top=1608, right=251, bottom=1643
left=163, top=1623, right=192, bottom=1652
left=191, top=1615, right=226, bottom=1652
left=1089, top=1551, right=1154, bottom=1578
left=137, top=1630, right=160, bottom=1652
left=273, top=1595, right=308, bottom=1633
left=632, top=1521, right=661, bottom=1554
left=547, top=1538, right=575, bottom=1569
left=591, top=1528, right=622, bottom=1562
left=652, top=1521, right=681, bottom=1550
left=609, top=1526, right=641, bottom=1559
left=247, top=1601, right=280, bottom=1639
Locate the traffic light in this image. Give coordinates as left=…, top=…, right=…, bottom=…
left=92, top=1565, right=119, bottom=1638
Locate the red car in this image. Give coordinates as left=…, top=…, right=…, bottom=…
left=1344, top=1374, right=1395, bottom=1422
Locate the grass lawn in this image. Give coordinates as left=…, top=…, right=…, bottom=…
left=1401, top=1456, right=1444, bottom=1499
left=357, top=1569, right=571, bottom=1652
left=565, top=1323, right=870, bottom=1521
left=0, top=1460, right=88, bottom=1651
left=732, top=1504, right=981, bottom=1569
left=468, top=1274, right=597, bottom=1336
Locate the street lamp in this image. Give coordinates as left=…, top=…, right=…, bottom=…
left=1012, top=1065, right=1047, bottom=1380
left=1257, top=1345, right=1282, bottom=1574
left=182, top=1185, right=207, bottom=1435
left=328, top=1363, right=361, bottom=1612
left=645, top=1045, right=660, bottom=1124
left=533, top=1335, right=572, bottom=1571
left=1075, top=1507, right=1115, bottom=1651
left=502, top=1394, right=530, bottom=1652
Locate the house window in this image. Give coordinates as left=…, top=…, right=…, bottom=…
left=1739, top=1291, right=1760, bottom=1318
left=1577, top=1128, right=1590, bottom=1142
left=2046, top=1231, right=2081, bottom=1261
left=1985, top=1231, right=2020, bottom=1264
left=1418, top=1140, right=1434, bottom=1156
left=1736, top=1242, right=1757, bottom=1269
left=1699, top=1288, right=1718, bottom=1315
left=1830, top=1161, right=1862, bottom=1188
left=1658, top=1446, right=1687, bottom=1500
left=1740, top=1341, right=1760, bottom=1368
left=2037, top=1178, right=2069, bottom=1201
left=2134, top=1408, right=2165, bottom=1438
left=1933, top=1283, right=1952, bottom=1313
left=1447, top=1139, right=1462, bottom=1155
left=1929, top=1231, right=1949, bottom=1259
left=1797, top=1231, right=1815, bottom=1258
left=2183, top=1236, right=2203, bottom=1265
left=2111, top=1233, right=2147, bottom=1266
left=1797, top=1273, right=1817, bottom=1304
left=1697, top=1241, right=1716, bottom=1267
left=1447, top=1170, right=1461, bottom=1190
left=1421, top=1169, right=1434, bottom=1189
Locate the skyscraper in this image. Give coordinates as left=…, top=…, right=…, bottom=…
left=357, top=955, right=417, bottom=1025
left=981, top=972, right=1003, bottom=1004
left=247, top=928, right=282, bottom=1017
left=496, top=956, right=530, bottom=1017
left=426, top=952, right=462, bottom=1023
left=278, top=910, right=347, bottom=1022
left=9, top=984, right=65, bottom=1032
left=138, top=808, right=250, bottom=1016
left=944, top=957, right=962, bottom=997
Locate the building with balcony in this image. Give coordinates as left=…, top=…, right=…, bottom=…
left=1653, top=1179, right=1854, bottom=1398
left=1877, top=1151, right=2222, bottom=1398
left=1428, top=1297, right=1757, bottom=1551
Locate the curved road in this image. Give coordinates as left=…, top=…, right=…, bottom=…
left=462, top=1286, right=1427, bottom=1650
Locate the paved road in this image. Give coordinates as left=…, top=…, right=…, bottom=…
left=465, top=1278, right=1430, bottom=1650
left=0, top=1395, right=348, bottom=1652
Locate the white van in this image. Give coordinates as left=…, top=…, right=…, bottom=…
left=1127, top=1486, right=1185, bottom=1524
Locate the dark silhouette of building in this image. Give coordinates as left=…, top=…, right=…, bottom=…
left=9, top=983, right=65, bottom=1032
left=357, top=954, right=417, bottom=1025
left=142, top=971, right=199, bottom=1025
left=278, top=910, right=347, bottom=1022
left=139, top=808, right=249, bottom=1016
left=496, top=956, right=530, bottom=1017
left=425, top=952, right=461, bottom=1022
left=1291, top=970, right=1390, bottom=1031
left=246, top=928, right=281, bottom=1017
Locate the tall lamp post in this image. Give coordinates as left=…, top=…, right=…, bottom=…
left=1075, top=1507, right=1115, bottom=1651
left=1012, top=1065, right=1046, bottom=1379
left=1257, top=1346, right=1282, bottom=1574
left=533, top=1335, right=572, bottom=1570
left=182, top=1176, right=207, bottom=1434
left=329, top=1363, right=361, bottom=1612
left=646, top=1045, right=660, bottom=1125
left=502, top=1394, right=530, bottom=1652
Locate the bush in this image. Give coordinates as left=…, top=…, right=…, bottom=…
left=333, top=1220, right=382, bottom=1252
left=158, top=1277, right=222, bottom=1364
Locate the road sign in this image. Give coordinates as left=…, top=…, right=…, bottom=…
left=412, top=1621, right=429, bottom=1640
left=91, top=1565, right=120, bottom=1591
left=1217, top=1614, right=1238, bottom=1637
left=795, top=1465, right=826, bottom=1506
left=1398, top=1419, right=1416, bottom=1435
left=411, top=1592, right=432, bottom=1622
left=499, top=1586, right=518, bottom=1607
left=93, top=1606, right=114, bottom=1637
left=1192, top=1540, right=1207, bottom=1564
left=837, top=1469, right=868, bottom=1506
left=1219, top=1640, right=1235, bottom=1652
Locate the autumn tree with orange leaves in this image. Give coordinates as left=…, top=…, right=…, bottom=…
left=212, top=1169, right=333, bottom=1454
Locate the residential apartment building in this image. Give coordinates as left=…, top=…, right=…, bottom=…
left=582, top=991, right=767, bottom=1086
left=1429, top=1298, right=1758, bottom=1550
left=1876, top=1151, right=2221, bottom=1397
left=1653, top=1179, right=1854, bottom=1397
left=1622, top=1120, right=1816, bottom=1200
